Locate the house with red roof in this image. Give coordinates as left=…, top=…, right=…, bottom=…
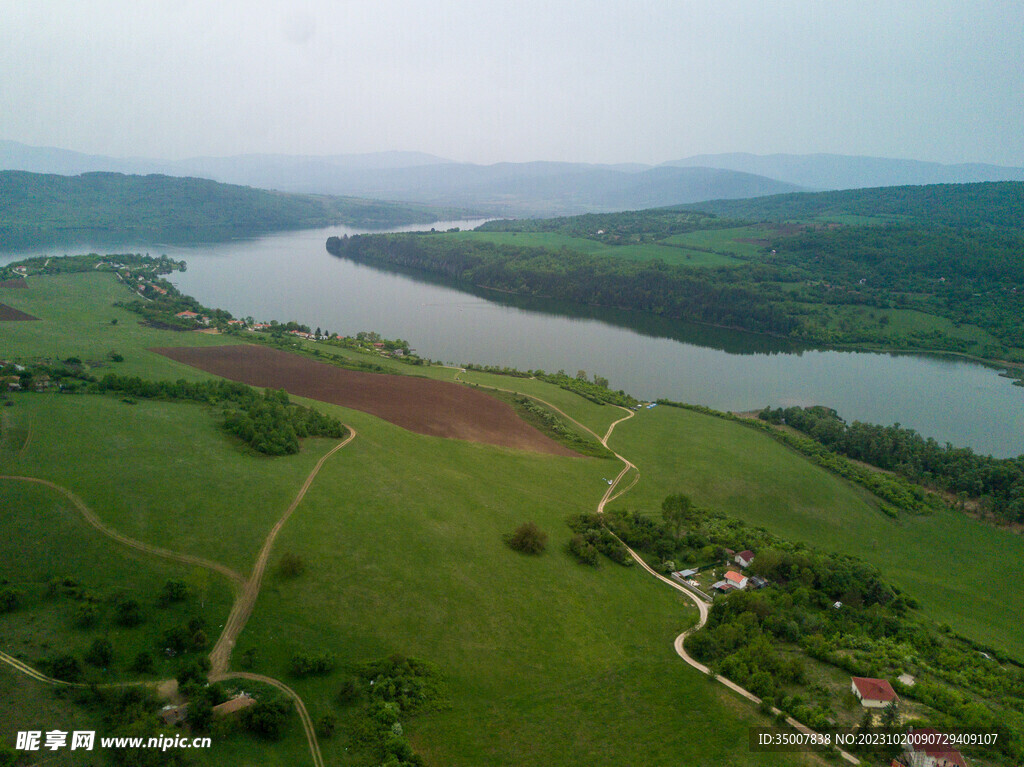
left=903, top=728, right=967, bottom=767
left=851, top=676, right=898, bottom=708
left=724, top=570, right=748, bottom=590
left=734, top=550, right=755, bottom=568
left=175, top=310, right=199, bottom=319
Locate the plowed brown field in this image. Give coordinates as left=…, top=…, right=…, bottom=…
left=0, top=304, right=38, bottom=321
left=153, top=344, right=578, bottom=456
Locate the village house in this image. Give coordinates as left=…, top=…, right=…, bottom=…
left=175, top=310, right=199, bottom=319
left=851, top=676, right=898, bottom=708
left=212, top=693, right=255, bottom=718
left=723, top=570, right=748, bottom=590
left=1, top=376, right=21, bottom=391
left=734, top=550, right=755, bottom=568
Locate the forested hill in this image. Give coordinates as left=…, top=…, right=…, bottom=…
left=0, top=171, right=448, bottom=247
left=328, top=181, right=1024, bottom=365
left=681, top=181, right=1024, bottom=228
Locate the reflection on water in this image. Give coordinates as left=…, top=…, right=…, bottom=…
left=2, top=223, right=1022, bottom=457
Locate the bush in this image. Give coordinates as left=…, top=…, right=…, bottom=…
left=73, top=602, right=100, bottom=628
left=316, top=713, right=336, bottom=738
left=0, top=586, right=23, bottom=613
left=115, top=598, right=144, bottom=627
left=84, top=638, right=114, bottom=667
left=504, top=522, right=548, bottom=554
left=567, top=534, right=599, bottom=566
left=131, top=651, right=155, bottom=674
left=47, top=654, right=83, bottom=682
left=242, top=696, right=292, bottom=740
left=277, top=553, right=305, bottom=578
left=289, top=651, right=336, bottom=678
left=157, top=579, right=189, bottom=607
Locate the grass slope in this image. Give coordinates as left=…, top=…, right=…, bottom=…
left=605, top=405, right=1024, bottom=656
left=234, top=404, right=810, bottom=766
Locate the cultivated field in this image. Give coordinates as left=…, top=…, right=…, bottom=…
left=153, top=344, right=577, bottom=456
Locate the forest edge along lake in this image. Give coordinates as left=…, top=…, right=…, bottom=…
left=2, top=221, right=1022, bottom=458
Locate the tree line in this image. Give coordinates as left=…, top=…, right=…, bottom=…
left=759, top=405, right=1024, bottom=524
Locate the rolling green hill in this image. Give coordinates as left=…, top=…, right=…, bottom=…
left=3, top=262, right=1023, bottom=765
left=0, top=170, right=449, bottom=248
left=327, top=182, right=1024, bottom=366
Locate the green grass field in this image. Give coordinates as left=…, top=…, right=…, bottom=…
left=605, top=405, right=1024, bottom=656
left=451, top=230, right=746, bottom=268
left=3, top=266, right=1017, bottom=765
left=0, top=271, right=244, bottom=379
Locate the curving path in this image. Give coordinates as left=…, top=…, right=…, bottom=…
left=0, top=475, right=245, bottom=589
left=216, top=672, right=324, bottom=767
left=1, top=431, right=355, bottom=767
left=208, top=430, right=356, bottom=676
left=591, top=411, right=861, bottom=765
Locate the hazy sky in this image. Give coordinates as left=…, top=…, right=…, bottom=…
left=2, top=1, right=1022, bottom=166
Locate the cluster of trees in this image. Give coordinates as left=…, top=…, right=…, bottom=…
left=760, top=405, right=1024, bottom=523
left=508, top=395, right=607, bottom=457
left=565, top=514, right=633, bottom=566
left=336, top=655, right=442, bottom=767
left=327, top=233, right=799, bottom=336
left=289, top=651, right=336, bottom=678
left=462, top=363, right=636, bottom=407
left=94, top=375, right=347, bottom=455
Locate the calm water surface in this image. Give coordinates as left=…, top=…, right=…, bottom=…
left=3, top=223, right=1022, bottom=457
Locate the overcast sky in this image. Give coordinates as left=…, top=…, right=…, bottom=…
left=2, top=1, right=1022, bottom=166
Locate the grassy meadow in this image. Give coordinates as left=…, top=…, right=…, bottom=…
left=2, top=265, right=1017, bottom=765
left=604, top=404, right=1024, bottom=656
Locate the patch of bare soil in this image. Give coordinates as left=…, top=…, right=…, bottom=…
left=152, top=344, right=578, bottom=456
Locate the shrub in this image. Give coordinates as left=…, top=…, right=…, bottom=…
left=277, top=553, right=305, bottom=578
left=157, top=579, right=189, bottom=607
left=131, top=651, right=155, bottom=674
left=316, top=713, right=336, bottom=738
left=289, top=651, right=336, bottom=678
left=84, top=638, right=114, bottom=667
left=115, top=598, right=144, bottom=627
left=504, top=522, right=548, bottom=554
left=241, top=696, right=292, bottom=740
left=567, top=534, right=599, bottom=566
left=0, top=586, right=23, bottom=613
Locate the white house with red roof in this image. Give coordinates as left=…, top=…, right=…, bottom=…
left=724, top=570, right=748, bottom=590
left=175, top=310, right=199, bottom=319
left=734, top=550, right=755, bottom=568
left=903, top=728, right=968, bottom=767
left=851, top=676, right=898, bottom=708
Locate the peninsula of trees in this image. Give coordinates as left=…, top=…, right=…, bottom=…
left=327, top=182, right=1024, bottom=364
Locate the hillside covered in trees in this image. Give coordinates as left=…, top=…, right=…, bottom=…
left=328, top=182, right=1024, bottom=364
left=0, top=171, right=447, bottom=247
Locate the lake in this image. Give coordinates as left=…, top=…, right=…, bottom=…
left=3, top=222, right=1022, bottom=457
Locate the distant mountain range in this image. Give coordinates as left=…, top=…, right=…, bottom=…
left=4, top=140, right=1024, bottom=218
left=0, top=141, right=798, bottom=217
left=664, top=152, right=1024, bottom=191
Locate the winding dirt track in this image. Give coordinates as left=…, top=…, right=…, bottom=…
left=450, top=379, right=861, bottom=766
left=0, top=431, right=354, bottom=767
left=208, top=430, right=356, bottom=676
left=0, top=475, right=245, bottom=589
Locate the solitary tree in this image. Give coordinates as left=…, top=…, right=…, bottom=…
left=661, top=493, right=694, bottom=540
left=504, top=522, right=548, bottom=554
